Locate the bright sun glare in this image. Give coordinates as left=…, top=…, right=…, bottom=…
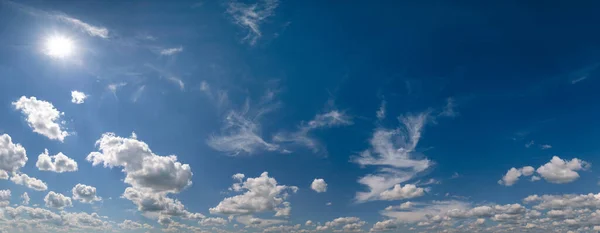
left=45, top=35, right=75, bottom=58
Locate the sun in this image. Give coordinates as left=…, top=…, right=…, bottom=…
left=45, top=35, right=75, bottom=58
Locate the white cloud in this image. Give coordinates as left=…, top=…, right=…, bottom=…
left=160, top=46, right=183, bottom=55
left=21, top=192, right=29, bottom=205
left=353, top=112, right=431, bottom=202
left=273, top=110, right=352, bottom=153
left=122, top=187, right=202, bottom=220
left=376, top=100, right=386, bottom=120
left=12, top=96, right=69, bottom=141
left=326, top=202, right=332, bottom=206
left=499, top=157, right=589, bottom=186
left=379, top=184, right=425, bottom=200
left=536, top=156, right=590, bottom=184
left=10, top=173, right=47, bottom=191
left=199, top=217, right=227, bottom=226
left=0, top=190, right=11, bottom=207
left=311, top=178, right=327, bottom=193
left=525, top=140, right=535, bottom=148
left=131, top=85, right=145, bottom=102
left=227, top=0, right=279, bottom=45
left=167, top=76, right=185, bottom=90
left=44, top=191, right=72, bottom=209
left=35, top=149, right=78, bottom=173
left=439, top=97, right=458, bottom=117
left=119, top=219, right=153, bottom=230
left=235, top=215, right=287, bottom=228
left=107, top=82, right=127, bottom=98
left=70, top=90, right=87, bottom=104
left=317, top=217, right=366, bottom=232
left=55, top=14, right=109, bottom=38
left=541, top=144, right=552, bottom=150
left=86, top=132, right=193, bottom=194
left=208, top=99, right=280, bottom=156
left=72, top=184, right=101, bottom=203
left=305, top=220, right=313, bottom=226
left=0, top=134, right=28, bottom=175
left=210, top=172, right=298, bottom=216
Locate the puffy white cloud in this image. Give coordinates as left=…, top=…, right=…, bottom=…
left=12, top=96, right=69, bottom=141
left=536, top=156, right=590, bottom=184
left=210, top=172, right=298, bottom=216
left=10, top=173, right=47, bottom=191
left=524, top=193, right=600, bottom=210
left=379, top=184, right=425, bottom=200
left=311, top=178, right=327, bottom=193
left=160, top=46, right=183, bottom=55
left=86, top=132, right=192, bottom=194
left=227, top=0, right=279, bottom=45
left=0, top=134, right=28, bottom=175
left=70, top=90, right=87, bottom=104
left=353, top=113, right=431, bottom=202
left=499, top=157, right=589, bottom=186
left=263, top=224, right=302, bottom=233
left=199, top=217, right=228, bottom=226
left=370, top=219, right=399, bottom=232
left=44, top=191, right=72, bottom=209
left=376, top=100, right=386, bottom=120
left=72, top=184, right=101, bottom=203
left=317, top=217, right=366, bottom=232
left=0, top=190, right=11, bottom=207
left=274, top=110, right=352, bottom=153
left=36, top=149, right=78, bottom=173
left=118, top=219, right=153, bottom=230
left=305, top=220, right=313, bottom=226
left=235, top=215, right=287, bottom=228
left=122, top=187, right=203, bottom=219
left=21, top=192, right=29, bottom=205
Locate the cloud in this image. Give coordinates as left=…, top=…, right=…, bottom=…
left=352, top=112, right=431, bottom=202
left=500, top=156, right=590, bottom=186
left=439, top=97, right=458, bottom=117
left=199, top=217, right=228, bottom=226
left=208, top=97, right=280, bottom=156
left=21, top=192, right=29, bottom=205
left=227, top=0, right=279, bottom=45
left=571, top=75, right=588, bottom=84
left=119, top=220, right=153, bottom=230
left=70, top=90, right=87, bottom=104
left=44, top=191, right=72, bottom=209
left=122, top=187, right=204, bottom=220
left=536, top=156, right=590, bottom=184
left=316, top=217, right=366, bottom=232
left=108, top=82, right=127, bottom=99
left=12, top=96, right=69, bottom=141
left=0, top=134, right=28, bottom=175
left=379, top=184, right=425, bottom=201
left=35, top=149, right=78, bottom=173
left=541, top=144, right=552, bottom=150
left=0, top=190, right=10, bottom=207
left=311, top=178, right=327, bottom=193
left=525, top=140, right=535, bottom=148
left=273, top=110, right=352, bottom=153
left=376, top=100, right=386, bottom=120
left=235, top=215, right=287, bottom=228
left=131, top=85, right=146, bottom=102
left=160, top=47, right=183, bottom=55
left=167, top=76, right=185, bottom=90
left=10, top=173, right=48, bottom=191
left=72, top=184, right=102, bottom=204
left=210, top=172, right=298, bottom=217
left=86, top=132, right=193, bottom=194
left=54, top=14, right=109, bottom=38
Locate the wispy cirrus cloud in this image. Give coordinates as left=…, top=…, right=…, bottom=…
left=227, top=0, right=279, bottom=45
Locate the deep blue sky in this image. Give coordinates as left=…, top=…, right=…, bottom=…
left=1, top=1, right=600, bottom=233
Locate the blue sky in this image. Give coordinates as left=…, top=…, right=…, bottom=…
left=1, top=0, right=600, bottom=232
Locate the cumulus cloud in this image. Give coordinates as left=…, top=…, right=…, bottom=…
left=536, top=156, right=590, bottom=184
left=0, top=134, right=28, bottom=175
left=121, top=187, right=203, bottom=220
left=316, top=217, right=366, bottom=232
left=208, top=97, right=280, bottom=156
left=210, top=172, right=298, bottom=217
left=273, top=110, right=352, bottom=153
left=160, top=46, right=183, bottom=55
left=86, top=132, right=192, bottom=194
left=72, top=184, right=101, bottom=203
left=12, top=96, right=69, bottom=141
left=379, top=184, right=425, bottom=200
left=70, top=90, right=87, bottom=104
left=0, top=190, right=11, bottom=207
left=499, top=156, right=590, bottom=186
left=10, top=173, right=48, bottom=191
left=118, top=220, right=152, bottom=230
left=311, top=178, right=327, bottom=193
left=227, top=0, right=279, bottom=45
left=21, top=192, right=29, bottom=205
left=352, top=112, right=431, bottom=202
left=44, top=191, right=72, bottom=209
left=36, top=149, right=78, bottom=173
left=199, top=217, right=228, bottom=226
left=235, top=215, right=287, bottom=228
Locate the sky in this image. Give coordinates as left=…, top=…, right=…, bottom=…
left=0, top=0, right=600, bottom=233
